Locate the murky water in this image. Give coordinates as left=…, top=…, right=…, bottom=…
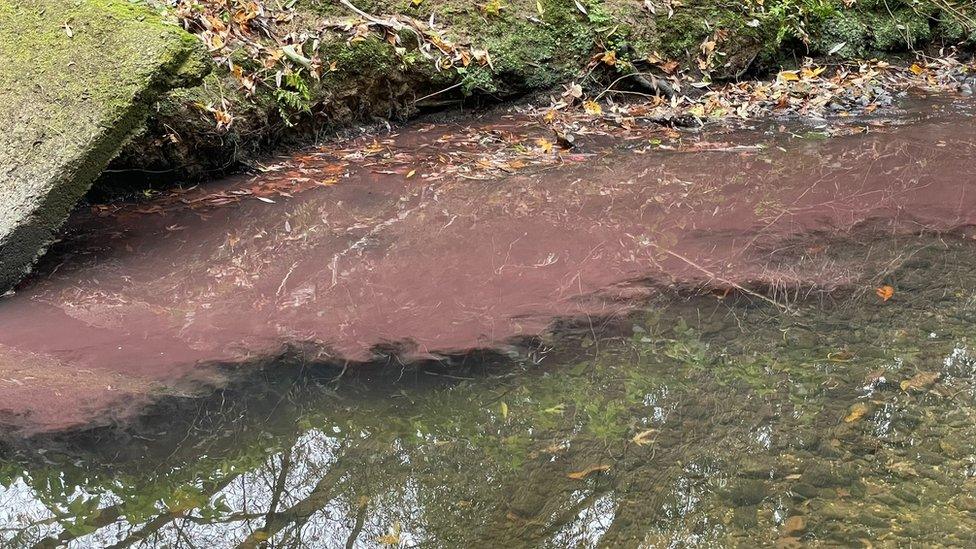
left=4, top=231, right=976, bottom=547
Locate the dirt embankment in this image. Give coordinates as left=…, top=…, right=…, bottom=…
left=98, top=0, right=974, bottom=191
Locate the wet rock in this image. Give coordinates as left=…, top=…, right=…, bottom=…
left=731, top=504, right=759, bottom=528
left=915, top=449, right=946, bottom=466
left=0, top=0, right=208, bottom=292
left=775, top=536, right=803, bottom=549
left=790, top=482, right=821, bottom=501
left=795, top=432, right=821, bottom=451
left=725, top=479, right=768, bottom=506
left=800, top=462, right=853, bottom=488
left=953, top=495, right=976, bottom=513
left=893, top=488, right=921, bottom=505
left=781, top=515, right=807, bottom=536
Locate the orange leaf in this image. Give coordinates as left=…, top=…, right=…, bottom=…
left=844, top=402, right=871, bottom=423
left=536, top=138, right=554, bottom=154
left=567, top=464, right=610, bottom=480
left=875, top=285, right=894, bottom=301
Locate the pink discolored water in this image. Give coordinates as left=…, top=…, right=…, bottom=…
left=1, top=96, right=975, bottom=435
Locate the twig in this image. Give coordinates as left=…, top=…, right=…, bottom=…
left=651, top=243, right=795, bottom=314
left=413, top=81, right=465, bottom=104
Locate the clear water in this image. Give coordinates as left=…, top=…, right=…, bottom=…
left=4, top=231, right=976, bottom=547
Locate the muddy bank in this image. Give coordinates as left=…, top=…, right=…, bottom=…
left=100, top=0, right=975, bottom=187
left=0, top=94, right=974, bottom=436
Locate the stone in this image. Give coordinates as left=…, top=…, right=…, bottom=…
left=0, top=0, right=208, bottom=292
left=726, top=479, right=768, bottom=506
left=782, top=515, right=807, bottom=536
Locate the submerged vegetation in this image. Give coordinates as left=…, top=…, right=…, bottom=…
left=5, top=233, right=976, bottom=546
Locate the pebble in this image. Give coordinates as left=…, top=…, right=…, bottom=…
left=782, top=515, right=807, bottom=535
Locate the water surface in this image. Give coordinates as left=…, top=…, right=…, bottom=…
left=2, top=95, right=976, bottom=547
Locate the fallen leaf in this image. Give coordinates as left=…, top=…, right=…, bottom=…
left=583, top=100, right=603, bottom=115
left=827, top=350, right=855, bottom=362
left=377, top=522, right=402, bottom=545
left=778, top=70, right=800, bottom=82
left=658, top=59, right=680, bottom=74
left=567, top=464, right=611, bottom=480
left=875, top=285, right=894, bottom=301
left=536, top=138, right=554, bottom=154
left=483, top=0, right=504, bottom=16
left=562, top=82, right=583, bottom=102
left=500, top=401, right=509, bottom=419
left=887, top=461, right=919, bottom=477
left=900, top=371, right=941, bottom=392
left=844, top=402, right=871, bottom=423
left=909, top=63, right=924, bottom=75
left=406, top=169, right=416, bottom=178
left=800, top=66, right=826, bottom=79
left=631, top=429, right=657, bottom=446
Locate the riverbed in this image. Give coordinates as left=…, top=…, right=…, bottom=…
left=2, top=93, right=976, bottom=546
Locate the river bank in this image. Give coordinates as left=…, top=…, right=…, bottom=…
left=100, top=0, right=976, bottom=189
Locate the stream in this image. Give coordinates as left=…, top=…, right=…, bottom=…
left=2, top=94, right=976, bottom=547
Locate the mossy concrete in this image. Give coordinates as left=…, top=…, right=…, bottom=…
left=0, top=0, right=209, bottom=293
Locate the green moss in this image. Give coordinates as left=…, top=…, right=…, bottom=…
left=867, top=9, right=932, bottom=51
left=0, top=0, right=208, bottom=290
left=811, top=11, right=870, bottom=58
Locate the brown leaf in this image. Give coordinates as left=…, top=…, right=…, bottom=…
left=900, top=371, right=941, bottom=392
left=631, top=429, right=657, bottom=446
left=536, top=138, right=554, bottom=154
left=781, top=515, right=806, bottom=535
left=567, top=464, right=610, bottom=480
left=583, top=100, right=602, bottom=116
